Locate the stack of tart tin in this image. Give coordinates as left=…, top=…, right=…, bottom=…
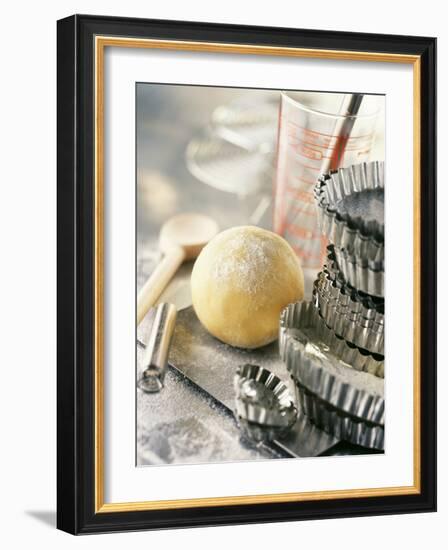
left=315, top=161, right=384, bottom=299
left=233, top=363, right=297, bottom=443
left=279, top=161, right=385, bottom=450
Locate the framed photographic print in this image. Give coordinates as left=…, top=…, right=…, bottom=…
left=57, top=14, right=436, bottom=534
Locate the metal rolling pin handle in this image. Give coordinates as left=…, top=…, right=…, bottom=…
left=137, top=302, right=177, bottom=393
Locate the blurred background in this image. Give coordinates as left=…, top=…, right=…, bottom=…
left=137, top=86, right=280, bottom=255
left=137, top=84, right=384, bottom=273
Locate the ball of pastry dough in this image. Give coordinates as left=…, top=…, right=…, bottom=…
left=191, top=226, right=304, bottom=349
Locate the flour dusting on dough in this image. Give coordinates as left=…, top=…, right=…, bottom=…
left=211, top=229, right=290, bottom=294
left=191, top=226, right=304, bottom=349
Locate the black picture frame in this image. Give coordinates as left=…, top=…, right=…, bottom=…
left=57, top=14, right=436, bottom=534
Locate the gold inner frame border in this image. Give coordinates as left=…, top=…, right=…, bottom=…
left=94, top=35, right=421, bottom=514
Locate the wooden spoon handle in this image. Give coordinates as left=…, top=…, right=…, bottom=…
left=137, top=246, right=185, bottom=325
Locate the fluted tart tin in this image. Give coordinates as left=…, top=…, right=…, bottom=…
left=233, top=364, right=297, bottom=442
left=314, top=267, right=384, bottom=356
left=295, top=384, right=384, bottom=450
left=279, top=302, right=384, bottom=422
left=279, top=302, right=385, bottom=449
left=314, top=161, right=384, bottom=263
left=280, top=301, right=384, bottom=378
left=333, top=245, right=384, bottom=298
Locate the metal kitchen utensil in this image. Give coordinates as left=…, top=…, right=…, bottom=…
left=234, top=364, right=297, bottom=443
left=279, top=302, right=385, bottom=411
left=320, top=94, right=365, bottom=174
left=138, top=303, right=177, bottom=393
left=314, top=268, right=384, bottom=357
left=333, top=245, right=384, bottom=298
left=279, top=301, right=384, bottom=449
left=161, top=306, right=339, bottom=457
left=280, top=301, right=384, bottom=378
left=314, top=161, right=384, bottom=263
left=294, top=383, right=384, bottom=449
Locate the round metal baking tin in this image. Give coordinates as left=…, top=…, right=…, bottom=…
left=233, top=364, right=297, bottom=442
left=295, top=383, right=384, bottom=450
left=314, top=161, right=384, bottom=263
left=279, top=301, right=385, bottom=420
left=314, top=266, right=384, bottom=356
left=333, top=245, right=384, bottom=298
